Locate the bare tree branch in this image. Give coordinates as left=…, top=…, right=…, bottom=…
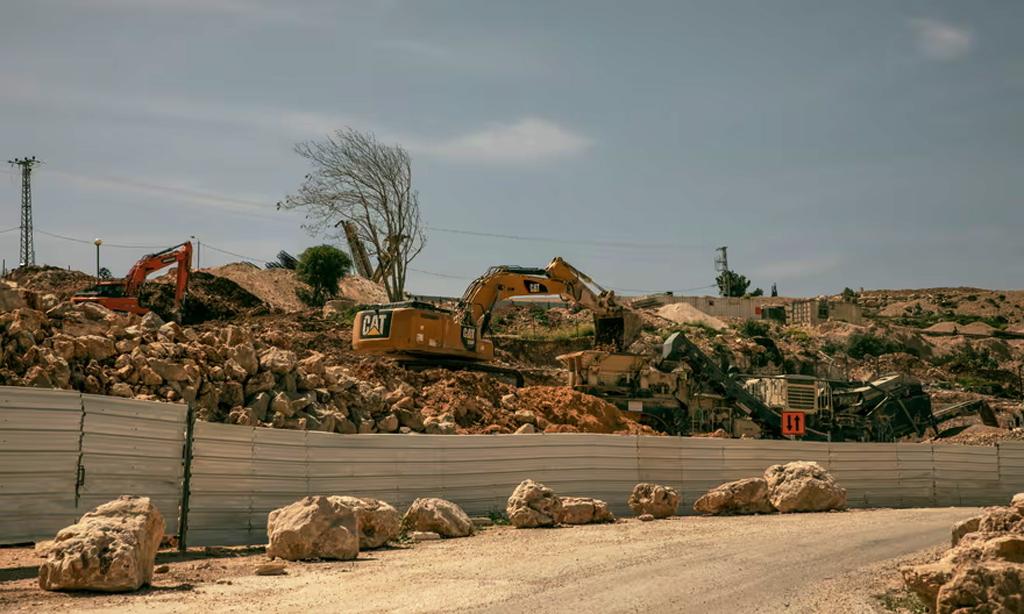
left=280, top=128, right=426, bottom=301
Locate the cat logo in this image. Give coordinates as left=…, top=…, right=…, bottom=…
left=359, top=310, right=392, bottom=339
left=525, top=281, right=548, bottom=294
left=461, top=325, right=477, bottom=351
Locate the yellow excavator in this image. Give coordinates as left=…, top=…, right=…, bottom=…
left=352, top=257, right=640, bottom=383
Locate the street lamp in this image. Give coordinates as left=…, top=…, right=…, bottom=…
left=94, top=238, right=102, bottom=278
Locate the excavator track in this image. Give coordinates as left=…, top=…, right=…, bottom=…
left=395, top=357, right=525, bottom=387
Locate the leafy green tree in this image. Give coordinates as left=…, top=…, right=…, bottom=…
left=748, top=287, right=764, bottom=297
left=295, top=245, right=352, bottom=306
left=716, top=269, right=750, bottom=297
left=841, top=287, right=859, bottom=303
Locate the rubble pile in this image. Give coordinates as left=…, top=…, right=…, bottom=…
left=902, top=494, right=1024, bottom=612
left=0, top=285, right=651, bottom=436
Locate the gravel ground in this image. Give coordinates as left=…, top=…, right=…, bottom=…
left=0, top=507, right=978, bottom=614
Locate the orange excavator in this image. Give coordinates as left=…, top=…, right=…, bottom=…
left=71, top=242, right=193, bottom=316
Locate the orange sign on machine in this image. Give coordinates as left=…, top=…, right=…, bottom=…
left=781, top=411, right=806, bottom=436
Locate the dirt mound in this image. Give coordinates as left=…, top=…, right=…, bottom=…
left=656, top=303, right=727, bottom=331
left=140, top=272, right=269, bottom=323
left=512, top=386, right=656, bottom=435
left=205, top=264, right=308, bottom=312
left=338, top=276, right=388, bottom=304
left=933, top=424, right=1024, bottom=446
left=4, top=266, right=94, bottom=299
left=205, top=264, right=388, bottom=311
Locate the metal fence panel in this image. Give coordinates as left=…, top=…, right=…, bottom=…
left=7, top=380, right=1024, bottom=549
left=188, top=421, right=256, bottom=546
left=0, top=388, right=83, bottom=543
left=933, top=445, right=1002, bottom=506
left=79, top=395, right=187, bottom=534
left=896, top=444, right=935, bottom=507
left=827, top=443, right=901, bottom=508
left=997, top=442, right=1024, bottom=504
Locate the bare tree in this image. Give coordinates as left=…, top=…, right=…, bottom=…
left=279, top=128, right=426, bottom=301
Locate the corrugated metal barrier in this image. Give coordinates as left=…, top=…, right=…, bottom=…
left=0, top=387, right=187, bottom=543
left=2, top=385, right=1024, bottom=547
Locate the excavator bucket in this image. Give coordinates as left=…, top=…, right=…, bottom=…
left=594, top=310, right=641, bottom=350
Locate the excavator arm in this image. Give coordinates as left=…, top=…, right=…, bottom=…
left=458, top=257, right=640, bottom=349
left=123, top=242, right=193, bottom=310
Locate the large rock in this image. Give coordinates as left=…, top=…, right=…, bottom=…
left=36, top=496, right=165, bottom=592
left=401, top=498, right=474, bottom=538
left=266, top=496, right=359, bottom=561
left=1011, top=492, right=1024, bottom=511
left=506, top=479, right=563, bottom=528
left=78, top=335, right=117, bottom=361
left=903, top=501, right=1024, bottom=611
left=763, top=461, right=846, bottom=513
left=952, top=515, right=982, bottom=547
left=331, top=496, right=400, bottom=549
left=260, top=347, right=297, bottom=374
left=693, top=478, right=775, bottom=516
left=230, top=343, right=259, bottom=376
left=558, top=496, right=615, bottom=525
left=147, top=358, right=189, bottom=382
left=937, top=562, right=1024, bottom=613
left=627, top=483, right=680, bottom=519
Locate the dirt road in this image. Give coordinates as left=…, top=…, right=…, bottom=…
left=2, top=507, right=977, bottom=614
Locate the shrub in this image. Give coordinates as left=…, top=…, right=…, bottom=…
left=738, top=319, right=770, bottom=338
left=295, top=245, right=352, bottom=307
left=936, top=344, right=999, bottom=374
left=846, top=333, right=904, bottom=359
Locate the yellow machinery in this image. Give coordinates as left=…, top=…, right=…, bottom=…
left=352, top=257, right=640, bottom=382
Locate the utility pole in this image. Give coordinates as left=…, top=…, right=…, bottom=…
left=714, top=246, right=729, bottom=296
left=190, top=235, right=201, bottom=269
left=7, top=156, right=40, bottom=267
left=94, top=238, right=103, bottom=278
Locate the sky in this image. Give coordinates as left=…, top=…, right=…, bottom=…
left=1, top=0, right=1022, bottom=297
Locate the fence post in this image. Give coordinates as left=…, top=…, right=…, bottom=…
left=177, top=402, right=196, bottom=552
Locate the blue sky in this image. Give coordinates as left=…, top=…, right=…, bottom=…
left=1, top=1, right=1021, bottom=296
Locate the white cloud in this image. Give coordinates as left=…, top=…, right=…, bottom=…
left=3, top=76, right=590, bottom=165
left=408, top=117, right=592, bottom=163
left=909, top=18, right=972, bottom=61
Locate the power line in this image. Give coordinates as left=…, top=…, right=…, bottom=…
left=424, top=225, right=709, bottom=250
left=35, top=229, right=165, bottom=249
left=200, top=242, right=270, bottom=265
